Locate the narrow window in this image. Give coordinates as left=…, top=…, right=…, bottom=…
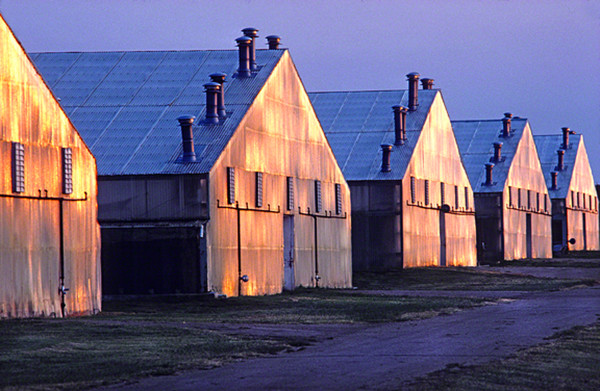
left=527, top=190, right=531, bottom=209
left=588, top=195, right=592, bottom=211
left=286, top=177, right=294, bottom=211
left=335, top=183, right=342, bottom=215
left=464, top=186, right=469, bottom=210
left=508, top=186, right=513, bottom=207
left=255, top=172, right=263, bottom=207
left=440, top=182, right=445, bottom=205
left=424, top=180, right=430, bottom=205
left=544, top=194, right=548, bottom=212
left=454, top=185, right=459, bottom=209
left=62, top=148, right=73, bottom=194
left=518, top=188, right=522, bottom=208
left=577, top=192, right=580, bottom=208
left=536, top=192, right=540, bottom=211
left=410, top=176, right=416, bottom=203
left=315, top=180, right=322, bottom=213
left=571, top=191, right=575, bottom=207
left=12, top=142, right=25, bottom=193
left=227, top=167, right=235, bottom=204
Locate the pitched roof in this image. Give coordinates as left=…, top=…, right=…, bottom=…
left=31, top=49, right=285, bottom=176
left=533, top=134, right=581, bottom=199
left=308, top=89, right=438, bottom=181
left=452, top=118, right=529, bottom=193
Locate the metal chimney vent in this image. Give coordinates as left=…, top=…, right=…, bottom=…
left=556, top=149, right=565, bottom=171
left=381, top=144, right=392, bottom=172
left=392, top=105, right=408, bottom=146
left=485, top=163, right=494, bottom=186
left=178, top=115, right=196, bottom=162
left=550, top=171, right=558, bottom=190
left=266, top=35, right=281, bottom=49
left=421, top=78, right=434, bottom=90
left=210, top=72, right=227, bottom=119
left=493, top=142, right=503, bottom=162
left=203, top=82, right=220, bottom=125
left=407, top=72, right=420, bottom=111
left=241, top=27, right=259, bottom=70
left=562, top=127, right=575, bottom=149
left=235, top=36, right=252, bottom=77
left=502, top=112, right=512, bottom=137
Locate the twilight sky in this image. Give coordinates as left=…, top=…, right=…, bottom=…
left=1, top=0, right=599, bottom=180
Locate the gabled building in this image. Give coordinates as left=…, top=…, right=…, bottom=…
left=534, top=129, right=599, bottom=251
left=0, top=15, right=101, bottom=318
left=309, top=75, right=477, bottom=270
left=32, top=31, right=352, bottom=297
left=453, top=114, right=552, bottom=263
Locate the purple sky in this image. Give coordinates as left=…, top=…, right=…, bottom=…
left=2, top=0, right=599, bottom=181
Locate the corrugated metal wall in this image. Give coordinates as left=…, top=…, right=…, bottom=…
left=502, top=124, right=552, bottom=259
left=207, top=52, right=352, bottom=297
left=402, top=94, right=477, bottom=267
left=561, top=140, right=599, bottom=251
left=0, top=16, right=100, bottom=318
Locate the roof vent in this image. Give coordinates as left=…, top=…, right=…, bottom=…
left=493, top=142, right=503, bottom=162
left=210, top=73, right=227, bottom=119
left=381, top=144, right=392, bottom=172
left=235, top=36, right=252, bottom=78
left=407, top=72, right=420, bottom=111
left=556, top=149, right=565, bottom=171
left=502, top=112, right=512, bottom=137
left=266, top=35, right=281, bottom=49
left=241, top=27, right=259, bottom=70
left=550, top=171, right=558, bottom=190
left=392, top=105, right=408, bottom=146
left=485, top=163, right=494, bottom=186
left=178, top=115, right=196, bottom=162
left=561, top=127, right=575, bottom=149
left=204, top=82, right=220, bottom=125
left=421, top=78, right=434, bottom=90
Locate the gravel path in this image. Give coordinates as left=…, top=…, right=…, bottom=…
left=99, top=284, right=600, bottom=391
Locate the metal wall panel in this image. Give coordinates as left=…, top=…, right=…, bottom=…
left=0, top=15, right=100, bottom=318
left=502, top=124, right=552, bottom=259
left=207, top=52, right=352, bottom=297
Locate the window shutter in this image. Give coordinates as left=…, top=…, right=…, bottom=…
left=255, top=172, right=263, bottom=207
left=62, top=148, right=73, bottom=194
left=335, top=183, right=342, bottom=215
left=410, top=177, right=416, bottom=203
left=440, top=182, right=445, bottom=205
left=454, top=185, right=459, bottom=209
left=315, top=180, right=322, bottom=213
left=287, top=177, right=294, bottom=211
left=227, top=167, right=235, bottom=204
left=12, top=142, right=25, bottom=193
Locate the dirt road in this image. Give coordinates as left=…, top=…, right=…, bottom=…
left=100, top=283, right=600, bottom=391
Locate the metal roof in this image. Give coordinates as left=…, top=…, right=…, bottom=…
left=308, top=89, right=438, bottom=180
left=534, top=134, right=581, bottom=199
left=452, top=118, right=529, bottom=193
left=31, top=49, right=285, bottom=175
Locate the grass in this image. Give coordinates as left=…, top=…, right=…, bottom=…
left=353, top=267, right=596, bottom=291
left=100, top=289, right=485, bottom=324
left=0, top=318, right=304, bottom=390
left=498, top=258, right=600, bottom=268
left=0, top=289, right=485, bottom=390
left=406, top=321, right=600, bottom=391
